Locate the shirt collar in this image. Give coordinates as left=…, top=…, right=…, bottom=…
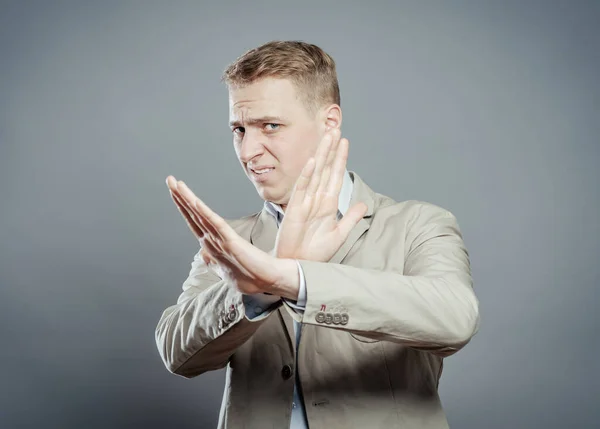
left=264, top=169, right=354, bottom=224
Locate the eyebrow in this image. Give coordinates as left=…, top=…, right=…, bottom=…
left=229, top=116, right=286, bottom=128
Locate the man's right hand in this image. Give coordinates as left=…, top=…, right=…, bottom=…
left=166, top=176, right=301, bottom=300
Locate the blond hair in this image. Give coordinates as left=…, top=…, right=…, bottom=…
left=222, top=40, right=340, bottom=114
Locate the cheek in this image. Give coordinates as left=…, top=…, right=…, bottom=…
left=272, top=128, right=321, bottom=173
left=295, top=132, right=321, bottom=166
left=280, top=143, right=312, bottom=175
left=233, top=138, right=241, bottom=154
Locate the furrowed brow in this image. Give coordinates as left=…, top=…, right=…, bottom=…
left=229, top=116, right=285, bottom=128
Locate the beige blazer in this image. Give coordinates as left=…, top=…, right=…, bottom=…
left=155, top=171, right=480, bottom=429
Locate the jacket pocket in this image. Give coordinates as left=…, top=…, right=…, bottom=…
left=349, top=332, right=381, bottom=343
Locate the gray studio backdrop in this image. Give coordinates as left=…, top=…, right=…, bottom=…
left=1, top=1, right=598, bottom=428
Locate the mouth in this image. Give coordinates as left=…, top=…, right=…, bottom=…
left=249, top=166, right=275, bottom=182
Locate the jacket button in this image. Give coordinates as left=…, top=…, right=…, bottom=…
left=324, top=313, right=333, bottom=324
left=227, top=308, right=237, bottom=322
left=332, top=313, right=341, bottom=325
left=315, top=312, right=326, bottom=323
left=281, top=364, right=293, bottom=380
left=340, top=313, right=349, bottom=325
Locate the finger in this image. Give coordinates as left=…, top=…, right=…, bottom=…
left=167, top=175, right=194, bottom=217
left=326, top=137, right=349, bottom=199
left=316, top=129, right=341, bottom=196
left=177, top=181, right=223, bottom=242
left=166, top=175, right=178, bottom=191
left=200, top=247, right=220, bottom=268
left=171, top=184, right=222, bottom=252
left=200, top=235, right=240, bottom=275
left=169, top=187, right=204, bottom=240
left=200, top=248, right=212, bottom=265
left=286, top=157, right=315, bottom=214
left=200, top=237, right=224, bottom=263
left=176, top=180, right=223, bottom=241
left=336, top=202, right=368, bottom=238
left=170, top=186, right=209, bottom=238
left=199, top=237, right=232, bottom=278
left=178, top=180, right=237, bottom=244
left=305, top=132, right=334, bottom=197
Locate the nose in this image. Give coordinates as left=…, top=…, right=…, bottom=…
left=237, top=130, right=265, bottom=164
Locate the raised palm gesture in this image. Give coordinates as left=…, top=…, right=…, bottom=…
left=166, top=176, right=298, bottom=297
left=274, top=129, right=368, bottom=262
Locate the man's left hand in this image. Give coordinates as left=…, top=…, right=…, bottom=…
left=274, top=129, right=368, bottom=262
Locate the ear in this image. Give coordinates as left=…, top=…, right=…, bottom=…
left=323, top=104, right=342, bottom=130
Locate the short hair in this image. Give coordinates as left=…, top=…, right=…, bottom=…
left=222, top=40, right=340, bottom=114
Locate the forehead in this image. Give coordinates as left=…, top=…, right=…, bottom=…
left=228, top=77, right=305, bottom=120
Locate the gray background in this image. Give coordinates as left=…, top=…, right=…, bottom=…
left=1, top=0, right=598, bottom=428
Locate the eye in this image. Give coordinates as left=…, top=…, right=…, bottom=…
left=264, top=123, right=280, bottom=131
left=232, top=126, right=245, bottom=134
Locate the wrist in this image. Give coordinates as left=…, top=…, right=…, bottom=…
left=270, top=258, right=300, bottom=301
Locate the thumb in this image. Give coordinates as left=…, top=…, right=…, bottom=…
left=337, top=202, right=368, bottom=239
left=200, top=248, right=214, bottom=266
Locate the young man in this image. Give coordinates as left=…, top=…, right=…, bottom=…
left=155, top=41, right=480, bottom=429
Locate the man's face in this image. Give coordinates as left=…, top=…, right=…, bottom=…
left=229, top=77, right=328, bottom=208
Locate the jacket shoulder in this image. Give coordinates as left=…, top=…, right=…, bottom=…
left=373, top=193, right=458, bottom=225
left=224, top=211, right=261, bottom=240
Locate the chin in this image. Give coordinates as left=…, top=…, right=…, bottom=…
left=256, top=187, right=275, bottom=201
left=257, top=187, right=286, bottom=205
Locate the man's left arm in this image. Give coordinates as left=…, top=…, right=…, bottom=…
left=282, top=206, right=480, bottom=357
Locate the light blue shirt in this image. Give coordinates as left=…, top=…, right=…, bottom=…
left=242, top=169, right=354, bottom=429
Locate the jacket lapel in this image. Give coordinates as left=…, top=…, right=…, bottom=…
left=328, top=171, right=375, bottom=264
left=249, top=171, right=377, bottom=353
left=249, top=209, right=298, bottom=351
left=249, top=208, right=278, bottom=255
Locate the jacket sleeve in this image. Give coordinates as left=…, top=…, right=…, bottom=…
left=155, top=247, right=282, bottom=378
left=282, top=260, right=308, bottom=313
left=282, top=204, right=480, bottom=357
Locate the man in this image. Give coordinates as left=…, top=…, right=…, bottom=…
left=155, top=40, right=480, bottom=429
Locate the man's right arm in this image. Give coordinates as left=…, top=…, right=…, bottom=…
left=155, top=247, right=282, bottom=379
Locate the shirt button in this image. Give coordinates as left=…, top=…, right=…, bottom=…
left=281, top=364, right=293, bottom=380
left=292, top=402, right=297, bottom=409
left=254, top=306, right=263, bottom=315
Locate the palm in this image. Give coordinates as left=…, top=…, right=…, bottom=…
left=277, top=194, right=338, bottom=260
left=274, top=130, right=366, bottom=262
